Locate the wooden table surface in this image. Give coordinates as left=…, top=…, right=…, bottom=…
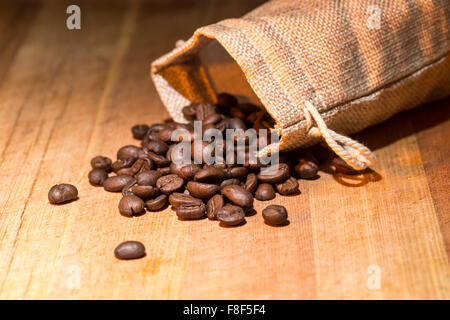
left=0, top=0, right=449, bottom=299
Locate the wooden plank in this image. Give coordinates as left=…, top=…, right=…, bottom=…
left=0, top=0, right=130, bottom=298
left=0, top=0, right=448, bottom=299
left=412, top=98, right=450, bottom=258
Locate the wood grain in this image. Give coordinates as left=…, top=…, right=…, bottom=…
left=0, top=0, right=448, bottom=299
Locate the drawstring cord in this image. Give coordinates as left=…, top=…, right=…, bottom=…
left=303, top=101, right=375, bottom=170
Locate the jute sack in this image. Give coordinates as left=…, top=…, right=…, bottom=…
left=151, top=0, right=450, bottom=170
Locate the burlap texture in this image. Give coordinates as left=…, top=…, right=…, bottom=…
left=151, top=0, right=450, bottom=154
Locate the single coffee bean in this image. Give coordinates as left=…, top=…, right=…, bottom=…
left=332, top=157, right=362, bottom=175
left=221, top=185, right=254, bottom=208
left=48, top=184, right=78, bottom=204
left=217, top=92, right=237, bottom=109
left=157, top=167, right=171, bottom=176
left=169, top=162, right=185, bottom=176
left=146, top=139, right=169, bottom=155
left=262, top=205, right=288, bottom=225
left=275, top=176, right=299, bottom=195
left=220, top=178, right=240, bottom=189
left=294, top=151, right=319, bottom=179
left=254, top=183, right=276, bottom=201
left=136, top=170, right=161, bottom=186
left=145, top=194, right=167, bottom=211
left=156, top=174, right=184, bottom=194
left=88, top=168, right=108, bottom=186
left=117, top=145, right=141, bottom=161
left=131, top=185, right=159, bottom=199
left=90, top=155, right=112, bottom=171
left=195, top=102, right=217, bottom=121
left=146, top=151, right=171, bottom=167
left=224, top=166, right=247, bottom=180
left=182, top=104, right=197, bottom=121
left=168, top=192, right=202, bottom=208
left=217, top=205, right=245, bottom=226
left=116, top=167, right=135, bottom=176
left=176, top=201, right=206, bottom=220
left=111, top=157, right=135, bottom=173
left=179, top=164, right=201, bottom=181
left=131, top=124, right=149, bottom=140
left=294, top=159, right=318, bottom=179
left=114, top=241, right=146, bottom=260
left=186, top=181, right=220, bottom=199
left=207, top=194, right=224, bottom=220
left=257, top=163, right=290, bottom=183
left=103, top=175, right=136, bottom=192
left=118, top=194, right=145, bottom=216
left=243, top=173, right=258, bottom=194
left=130, top=157, right=153, bottom=174
left=194, top=167, right=224, bottom=183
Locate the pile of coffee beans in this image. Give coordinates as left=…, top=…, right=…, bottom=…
left=49, top=92, right=368, bottom=260
left=86, top=93, right=366, bottom=229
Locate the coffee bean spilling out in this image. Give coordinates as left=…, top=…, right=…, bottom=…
left=85, top=93, right=367, bottom=233
left=36, top=92, right=368, bottom=259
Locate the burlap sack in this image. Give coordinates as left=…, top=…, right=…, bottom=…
left=151, top=0, right=450, bottom=169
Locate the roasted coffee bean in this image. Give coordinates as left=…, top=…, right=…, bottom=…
left=262, top=205, right=288, bottom=225
left=220, top=178, right=240, bottom=189
left=221, top=185, right=253, bottom=208
left=157, top=167, right=171, bottom=176
left=90, top=156, right=112, bottom=171
left=131, top=185, right=159, bottom=199
left=118, top=194, right=145, bottom=216
left=254, top=183, right=276, bottom=201
left=131, top=124, right=149, bottom=140
left=176, top=201, right=206, bottom=220
left=275, top=176, right=299, bottom=195
left=117, top=145, right=141, bottom=161
left=186, top=181, right=220, bottom=199
left=257, top=163, right=290, bottom=183
left=195, top=102, right=216, bottom=121
left=145, top=194, right=167, bottom=211
left=203, top=113, right=222, bottom=126
left=111, top=157, right=135, bottom=173
left=194, top=167, right=224, bottom=183
left=136, top=170, right=160, bottom=186
left=217, top=92, right=237, bottom=109
left=114, top=241, right=145, bottom=260
left=217, top=205, right=245, bottom=226
left=157, top=127, right=174, bottom=142
left=294, top=158, right=318, bottom=179
left=116, top=167, right=135, bottom=176
left=168, top=192, right=202, bottom=208
left=169, top=162, right=185, bottom=176
left=129, top=157, right=153, bottom=174
left=332, top=157, right=362, bottom=175
left=182, top=104, right=197, bottom=121
left=207, top=194, right=224, bottom=220
left=146, top=139, right=169, bottom=155
left=146, top=151, right=171, bottom=167
left=224, top=166, right=247, bottom=180
left=243, top=173, right=258, bottom=194
left=88, top=168, right=108, bottom=186
left=48, top=184, right=78, bottom=204
left=179, top=164, right=201, bottom=181
left=103, top=175, right=136, bottom=192
left=156, top=174, right=184, bottom=194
